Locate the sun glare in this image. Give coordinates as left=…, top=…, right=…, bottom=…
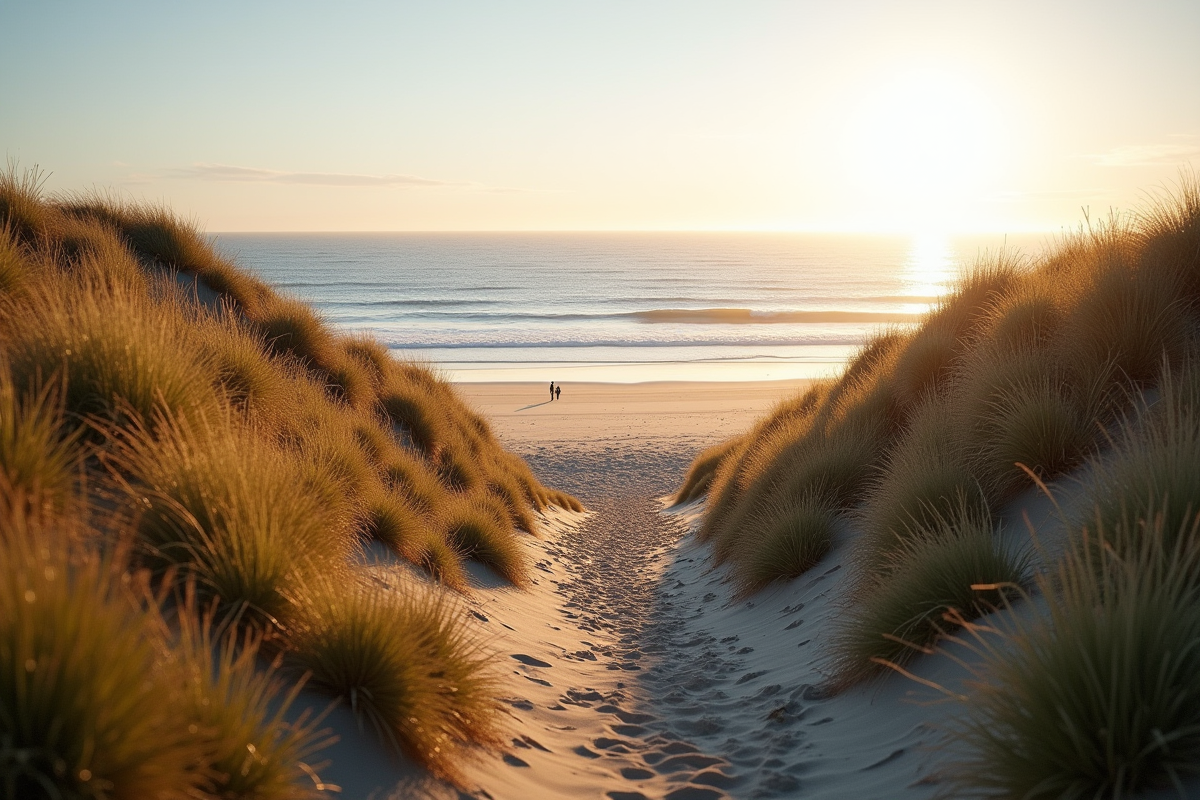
left=844, top=69, right=1004, bottom=226
left=904, top=232, right=956, bottom=299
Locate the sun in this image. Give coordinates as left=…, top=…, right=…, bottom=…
left=844, top=69, right=1003, bottom=216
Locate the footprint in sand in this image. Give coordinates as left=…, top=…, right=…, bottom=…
left=511, top=653, right=552, bottom=668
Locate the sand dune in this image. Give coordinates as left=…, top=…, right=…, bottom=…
left=310, top=382, right=1000, bottom=798
left=313, top=380, right=1198, bottom=799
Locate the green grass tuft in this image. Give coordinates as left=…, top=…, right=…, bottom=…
left=948, top=518, right=1200, bottom=798
left=113, top=413, right=348, bottom=624
left=0, top=505, right=207, bottom=799
left=733, top=493, right=837, bottom=594
left=834, top=505, right=1027, bottom=686
left=284, top=575, right=499, bottom=782
left=2, top=275, right=217, bottom=427
left=443, top=498, right=526, bottom=585
left=0, top=362, right=79, bottom=512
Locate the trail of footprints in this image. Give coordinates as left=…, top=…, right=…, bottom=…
left=500, top=493, right=837, bottom=800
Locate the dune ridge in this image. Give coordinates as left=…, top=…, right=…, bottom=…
left=676, top=172, right=1200, bottom=797
left=0, top=166, right=580, bottom=797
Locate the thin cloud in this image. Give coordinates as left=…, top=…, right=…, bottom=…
left=170, top=162, right=463, bottom=188
left=1090, top=138, right=1200, bottom=167
left=987, top=188, right=1109, bottom=202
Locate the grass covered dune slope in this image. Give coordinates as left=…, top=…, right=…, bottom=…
left=678, top=176, right=1200, bottom=797
left=0, top=169, right=580, bottom=799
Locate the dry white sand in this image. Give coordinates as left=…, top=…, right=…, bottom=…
left=311, top=380, right=1184, bottom=800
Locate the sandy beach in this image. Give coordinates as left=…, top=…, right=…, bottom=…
left=458, top=380, right=813, bottom=448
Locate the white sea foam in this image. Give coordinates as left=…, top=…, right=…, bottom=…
left=213, top=231, right=1046, bottom=381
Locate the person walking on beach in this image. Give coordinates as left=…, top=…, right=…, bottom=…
left=549, top=381, right=555, bottom=401
left=555, top=384, right=561, bottom=401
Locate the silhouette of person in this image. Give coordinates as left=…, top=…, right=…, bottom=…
left=549, top=381, right=555, bottom=401
left=555, top=384, right=561, bottom=401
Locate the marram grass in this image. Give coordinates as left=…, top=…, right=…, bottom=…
left=1078, top=364, right=1200, bottom=562
left=856, top=397, right=988, bottom=578
left=676, top=178, right=1200, bottom=799
left=733, top=493, right=838, bottom=595
left=169, top=593, right=334, bottom=799
left=0, top=168, right=579, bottom=790
left=946, top=519, right=1200, bottom=799
left=284, top=575, right=500, bottom=783
left=833, top=505, right=1027, bottom=686
left=0, top=503, right=207, bottom=799
left=443, top=496, right=527, bottom=585
left=111, top=411, right=348, bottom=625
left=1, top=273, right=218, bottom=427
left=0, top=361, right=79, bottom=513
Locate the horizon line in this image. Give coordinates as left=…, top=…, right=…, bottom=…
left=206, top=227, right=1061, bottom=236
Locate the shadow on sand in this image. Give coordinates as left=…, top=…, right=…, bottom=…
left=516, top=400, right=555, bottom=412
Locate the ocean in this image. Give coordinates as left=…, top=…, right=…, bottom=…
left=211, top=232, right=1046, bottom=382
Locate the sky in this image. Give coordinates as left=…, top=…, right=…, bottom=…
left=1, top=1, right=1198, bottom=233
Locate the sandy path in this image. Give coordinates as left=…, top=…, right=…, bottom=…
left=322, top=381, right=962, bottom=799
left=459, top=434, right=746, bottom=800
left=498, top=442, right=883, bottom=800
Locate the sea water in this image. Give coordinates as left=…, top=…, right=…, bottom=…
left=212, top=232, right=1046, bottom=382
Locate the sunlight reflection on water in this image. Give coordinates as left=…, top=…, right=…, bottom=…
left=904, top=233, right=957, bottom=299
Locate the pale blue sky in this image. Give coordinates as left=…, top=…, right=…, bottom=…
left=2, top=1, right=1198, bottom=231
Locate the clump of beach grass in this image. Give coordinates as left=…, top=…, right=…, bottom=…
left=833, top=504, right=1027, bottom=686
left=979, top=276, right=1063, bottom=354
left=169, top=596, right=334, bottom=799
left=443, top=497, right=527, bottom=585
left=384, top=447, right=449, bottom=515
left=199, top=312, right=293, bottom=413
left=1, top=273, right=217, bottom=428
left=856, top=397, right=988, bottom=577
left=946, top=517, right=1200, bottom=798
left=0, top=223, right=30, bottom=294
left=418, top=533, right=471, bottom=590
left=961, top=346, right=1109, bottom=501
left=284, top=575, right=499, bottom=782
left=675, top=435, right=747, bottom=505
left=363, top=487, right=427, bottom=561
left=0, top=503, right=207, bottom=799
left=1057, top=225, right=1192, bottom=388
left=381, top=382, right=450, bottom=455
left=58, top=195, right=272, bottom=315
left=0, top=164, right=52, bottom=243
left=1076, top=363, right=1200, bottom=561
left=111, top=411, right=351, bottom=625
left=733, top=493, right=838, bottom=594
left=0, top=362, right=79, bottom=512
left=1136, top=170, right=1200, bottom=309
